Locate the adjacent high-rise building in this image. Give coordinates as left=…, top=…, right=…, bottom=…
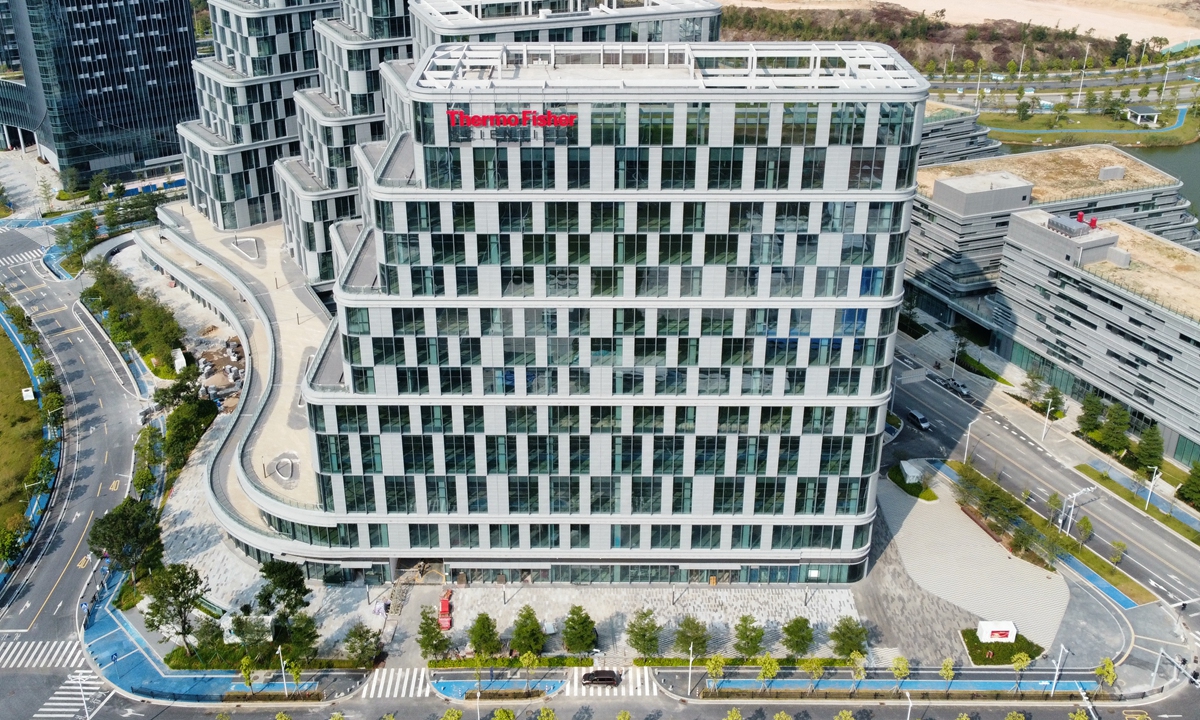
left=264, top=42, right=927, bottom=584
left=0, top=0, right=196, bottom=175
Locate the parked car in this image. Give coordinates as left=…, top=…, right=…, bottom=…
left=582, top=670, right=621, bottom=686
left=950, top=379, right=971, bottom=397
left=908, top=409, right=932, bottom=431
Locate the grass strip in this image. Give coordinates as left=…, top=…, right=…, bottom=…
left=959, top=629, right=1043, bottom=665
left=887, top=465, right=939, bottom=501
left=956, top=352, right=1014, bottom=386
left=1075, top=464, right=1200, bottom=548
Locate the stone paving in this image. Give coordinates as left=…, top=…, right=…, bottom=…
left=442, top=585, right=858, bottom=662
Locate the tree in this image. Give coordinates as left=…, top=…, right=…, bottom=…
left=828, top=616, right=868, bottom=658
left=1076, top=515, right=1094, bottom=544
left=255, top=559, right=310, bottom=616
left=562, top=605, right=596, bottom=654
left=705, top=654, right=726, bottom=688
left=441, top=711, right=463, bottom=720
left=1179, top=462, right=1200, bottom=509
left=940, top=657, right=955, bottom=689
left=87, top=171, right=108, bottom=203
left=132, top=467, right=156, bottom=497
left=36, top=178, right=53, bottom=212
left=61, top=167, right=80, bottom=195
left=1005, top=714, right=1026, bottom=720
left=519, top=650, right=538, bottom=692
left=24, top=454, right=55, bottom=496
left=1022, top=368, right=1045, bottom=403
left=153, top=365, right=201, bottom=409
left=780, top=616, right=814, bottom=657
left=773, top=713, right=793, bottom=720
left=732, top=615, right=764, bottom=658
left=495, top=711, right=516, bottom=720
left=417, top=605, right=451, bottom=659
left=1016, top=101, right=1033, bottom=121
left=1047, top=492, right=1063, bottom=522
left=1084, top=89, right=1099, bottom=114
left=1111, top=33, right=1132, bottom=64
left=673, top=615, right=709, bottom=657
left=1099, top=403, right=1131, bottom=454
left=240, top=655, right=254, bottom=692
left=891, top=655, right=910, bottom=691
left=232, top=614, right=271, bottom=659
left=537, top=709, right=555, bottom=720
left=756, top=655, right=779, bottom=690
left=1135, top=424, right=1164, bottom=471
left=144, top=563, right=206, bottom=655
left=1110, top=540, right=1127, bottom=564
left=1049, top=102, right=1071, bottom=128
left=87, top=496, right=161, bottom=581
left=194, top=616, right=224, bottom=652
left=1011, top=651, right=1031, bottom=689
left=287, top=659, right=302, bottom=688
left=343, top=622, right=381, bottom=668
left=834, top=711, right=854, bottom=720
left=801, top=656, right=824, bottom=689
left=288, top=612, right=320, bottom=663
left=1139, top=84, right=1151, bottom=100
left=510, top=604, right=546, bottom=656
left=1078, top=394, right=1105, bottom=434
left=1045, top=386, right=1065, bottom=417
left=849, top=651, right=866, bottom=687
left=1068, top=708, right=1089, bottom=720
left=625, top=608, right=661, bottom=658
left=468, top=613, right=501, bottom=657
left=724, top=710, right=742, bottom=720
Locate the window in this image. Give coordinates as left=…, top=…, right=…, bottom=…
left=551, top=476, right=580, bottom=514
left=411, top=267, right=445, bottom=297
left=568, top=148, right=590, bottom=189
left=615, top=148, right=650, bottom=189
left=661, top=148, right=696, bottom=190
left=732, top=525, right=761, bottom=549
left=820, top=436, right=853, bottom=474
left=860, top=267, right=895, bottom=297
left=697, top=368, right=730, bottom=395
left=449, top=524, right=480, bottom=548
left=631, top=476, right=662, bottom=514
left=426, top=476, right=458, bottom=513
left=384, top=475, right=415, bottom=512
left=877, top=102, right=915, bottom=145
left=781, top=103, right=819, bottom=145
left=785, top=369, right=807, bottom=394
left=591, top=476, right=620, bottom=514
left=490, top=524, right=519, bottom=549
left=725, top=268, right=759, bottom=297
left=683, top=203, right=705, bottom=233
left=650, top=524, right=680, bottom=548
left=501, top=266, right=535, bottom=296
left=615, top=234, right=648, bottom=264
left=639, top=104, right=674, bottom=145
left=521, top=148, right=555, bottom=189
left=737, top=436, right=768, bottom=474
left=499, top=202, right=533, bottom=232
left=753, top=476, right=786, bottom=515
left=730, top=202, right=763, bottom=233
left=658, top=235, right=692, bottom=265
left=772, top=525, right=840, bottom=550
left=834, top=308, right=868, bottom=337
left=828, top=369, right=859, bottom=396
left=686, top=103, right=709, bottom=145
left=582, top=25, right=605, bottom=42
left=343, top=476, right=376, bottom=512
left=424, top=147, right=461, bottom=189
left=799, top=148, right=826, bottom=189
left=452, top=203, right=476, bottom=233
left=508, top=476, right=540, bottom=513
left=486, top=435, right=516, bottom=473
left=527, top=436, right=558, bottom=473
left=570, top=524, right=591, bottom=548
left=612, top=434, right=641, bottom=472
left=409, top=524, right=439, bottom=548
left=592, top=202, right=624, bottom=232
left=529, top=524, right=559, bottom=548
left=478, top=235, right=512, bottom=265
left=705, top=235, right=738, bottom=265
left=708, top=148, right=743, bottom=189
left=770, top=268, right=803, bottom=297
left=867, top=201, right=904, bottom=233
left=828, top=102, right=867, bottom=144
left=713, top=476, right=744, bottom=514
left=610, top=524, right=641, bottom=549
left=474, top=148, right=508, bottom=189
left=352, top=367, right=376, bottom=394
left=849, top=147, right=885, bottom=190
left=591, top=104, right=626, bottom=145
left=897, top=145, right=918, bottom=189
left=775, top=203, right=808, bottom=234
left=815, top=267, right=850, bottom=297
left=755, top=148, right=791, bottom=190
left=692, top=436, right=723, bottom=475
left=733, top=103, right=770, bottom=145
left=466, top=476, right=488, bottom=513
left=634, top=338, right=667, bottom=366
left=545, top=203, right=579, bottom=232
left=591, top=267, right=623, bottom=296
left=636, top=267, right=670, bottom=297
left=765, top=338, right=798, bottom=367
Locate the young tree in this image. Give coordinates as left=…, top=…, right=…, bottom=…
left=416, top=605, right=452, bottom=659
left=1179, top=462, right=1200, bottom=509
left=891, top=656, right=910, bottom=691
left=1004, top=713, right=1026, bottom=720
left=87, top=496, right=161, bottom=581
left=343, top=622, right=382, bottom=667
left=673, top=615, right=709, bottom=657
left=756, top=655, right=779, bottom=690
left=1016, top=101, right=1033, bottom=121
left=288, top=612, right=320, bottom=663
left=828, top=616, right=868, bottom=658
left=441, top=710, right=463, bottom=720
left=1135, top=424, right=1164, bottom=471
left=519, top=650, right=538, bottom=692
left=1084, top=89, right=1099, bottom=113
left=1076, top=515, right=1094, bottom=544
left=615, top=712, right=631, bottom=720
left=834, top=711, right=854, bottom=720
left=1047, top=492, right=1064, bottom=522
left=773, top=713, right=793, bottom=720
left=1109, top=540, right=1128, bottom=564
left=61, top=167, right=80, bottom=195
left=801, top=657, right=824, bottom=689
left=537, top=709, right=556, bottom=720
left=705, top=654, right=726, bottom=689
left=724, top=709, right=742, bottom=720
left=1095, top=656, right=1117, bottom=687
left=468, top=613, right=501, bottom=657
left=132, top=467, right=156, bottom=497
left=144, top=563, right=206, bottom=656
left=939, top=657, right=955, bottom=689
left=232, top=614, right=271, bottom=660
left=256, top=559, right=310, bottom=616
left=1068, top=709, right=1089, bottom=720
left=562, top=605, right=596, bottom=654
left=287, top=659, right=302, bottom=689
left=239, top=655, right=254, bottom=692
left=1022, top=368, right=1045, bottom=403
left=87, top=171, right=108, bottom=203
left=1099, top=403, right=1131, bottom=454
left=780, top=616, right=814, bottom=657
left=849, top=651, right=866, bottom=688
left=732, top=615, right=764, bottom=658
left=1011, top=651, right=1031, bottom=689
left=510, top=604, right=546, bottom=656
left=625, top=608, right=662, bottom=658
left=1078, top=394, right=1105, bottom=434
left=495, top=711, right=517, bottom=720
left=36, top=178, right=53, bottom=212
left=1045, top=386, right=1065, bottom=417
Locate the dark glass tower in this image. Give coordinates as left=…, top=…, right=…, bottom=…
left=0, top=0, right=197, bottom=176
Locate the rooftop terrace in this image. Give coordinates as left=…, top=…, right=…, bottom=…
left=917, top=145, right=1176, bottom=204
left=411, top=0, right=718, bottom=29
left=924, top=100, right=973, bottom=123
left=408, top=42, right=926, bottom=92
left=1084, top=219, right=1200, bottom=324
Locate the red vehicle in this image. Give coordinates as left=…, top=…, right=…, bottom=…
left=438, top=591, right=452, bottom=630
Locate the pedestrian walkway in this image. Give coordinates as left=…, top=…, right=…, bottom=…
left=1084, top=459, right=1200, bottom=533
left=31, top=669, right=103, bottom=719
left=361, top=667, right=432, bottom=698
left=0, top=248, right=43, bottom=267
left=564, top=666, right=658, bottom=697
left=0, top=640, right=87, bottom=669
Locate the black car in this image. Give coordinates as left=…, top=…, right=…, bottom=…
left=582, top=670, right=620, bottom=686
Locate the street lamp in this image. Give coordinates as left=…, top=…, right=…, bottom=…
left=1076, top=44, right=1090, bottom=108
left=687, top=642, right=694, bottom=696
left=277, top=646, right=288, bottom=698
left=964, top=419, right=978, bottom=463
left=905, top=690, right=912, bottom=720
left=1145, top=465, right=1160, bottom=511
left=1040, top=396, right=1053, bottom=440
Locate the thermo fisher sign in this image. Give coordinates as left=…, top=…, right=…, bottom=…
left=446, top=110, right=578, bottom=127
left=976, top=621, right=1017, bottom=644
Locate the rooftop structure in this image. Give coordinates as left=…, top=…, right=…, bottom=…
left=996, top=209, right=1200, bottom=467
left=915, top=101, right=999, bottom=166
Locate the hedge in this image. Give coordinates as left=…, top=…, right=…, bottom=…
left=429, top=656, right=593, bottom=669
left=634, top=656, right=851, bottom=667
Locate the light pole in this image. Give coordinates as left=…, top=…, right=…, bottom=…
left=1145, top=465, right=1160, bottom=511
left=277, top=646, right=288, bottom=698
left=950, top=335, right=963, bottom=379
left=77, top=674, right=92, bottom=720
left=964, top=419, right=978, bottom=463
left=1076, top=44, right=1090, bottom=108
left=1050, top=644, right=1067, bottom=696
left=687, top=642, right=694, bottom=696
left=1040, top=396, right=1053, bottom=440
left=905, top=690, right=912, bottom=720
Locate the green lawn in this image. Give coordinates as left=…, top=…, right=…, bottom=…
left=1075, top=464, right=1200, bottom=547
left=959, top=629, right=1043, bottom=666
left=979, top=111, right=1200, bottom=147
left=0, top=321, right=41, bottom=527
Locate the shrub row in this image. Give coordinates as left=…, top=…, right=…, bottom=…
left=429, top=656, right=593, bottom=669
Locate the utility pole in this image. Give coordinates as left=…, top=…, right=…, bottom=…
left=1017, top=43, right=1026, bottom=81
left=1145, top=465, right=1160, bottom=511
left=964, top=419, right=978, bottom=463
left=1076, top=44, right=1090, bottom=108
left=974, top=66, right=983, bottom=111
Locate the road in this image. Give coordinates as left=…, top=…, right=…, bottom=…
left=0, top=228, right=143, bottom=718
left=888, top=352, right=1200, bottom=617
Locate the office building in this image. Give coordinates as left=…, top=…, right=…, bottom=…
left=996, top=209, right=1200, bottom=466
left=0, top=0, right=196, bottom=174
left=176, top=0, right=341, bottom=229
left=236, top=41, right=930, bottom=584
left=904, top=145, right=1198, bottom=329
left=916, top=100, right=999, bottom=166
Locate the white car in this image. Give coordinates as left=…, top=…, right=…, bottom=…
left=950, top=380, right=971, bottom=397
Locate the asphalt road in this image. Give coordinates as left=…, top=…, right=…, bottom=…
left=0, top=229, right=143, bottom=718
left=888, top=353, right=1200, bottom=615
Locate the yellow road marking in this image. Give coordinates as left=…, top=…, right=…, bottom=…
left=103, top=451, right=108, bottom=465
left=24, top=512, right=92, bottom=630
left=90, top=376, right=94, bottom=385
left=109, top=480, right=119, bottom=492
left=75, top=556, right=89, bottom=569
left=17, top=283, right=45, bottom=293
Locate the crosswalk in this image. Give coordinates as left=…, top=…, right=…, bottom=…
left=564, top=666, right=659, bottom=697
left=0, top=249, right=43, bottom=267
left=362, top=667, right=433, bottom=698
left=0, top=640, right=88, bottom=669
left=31, top=670, right=103, bottom=719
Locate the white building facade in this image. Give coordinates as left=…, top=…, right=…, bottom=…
left=266, top=42, right=927, bottom=584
